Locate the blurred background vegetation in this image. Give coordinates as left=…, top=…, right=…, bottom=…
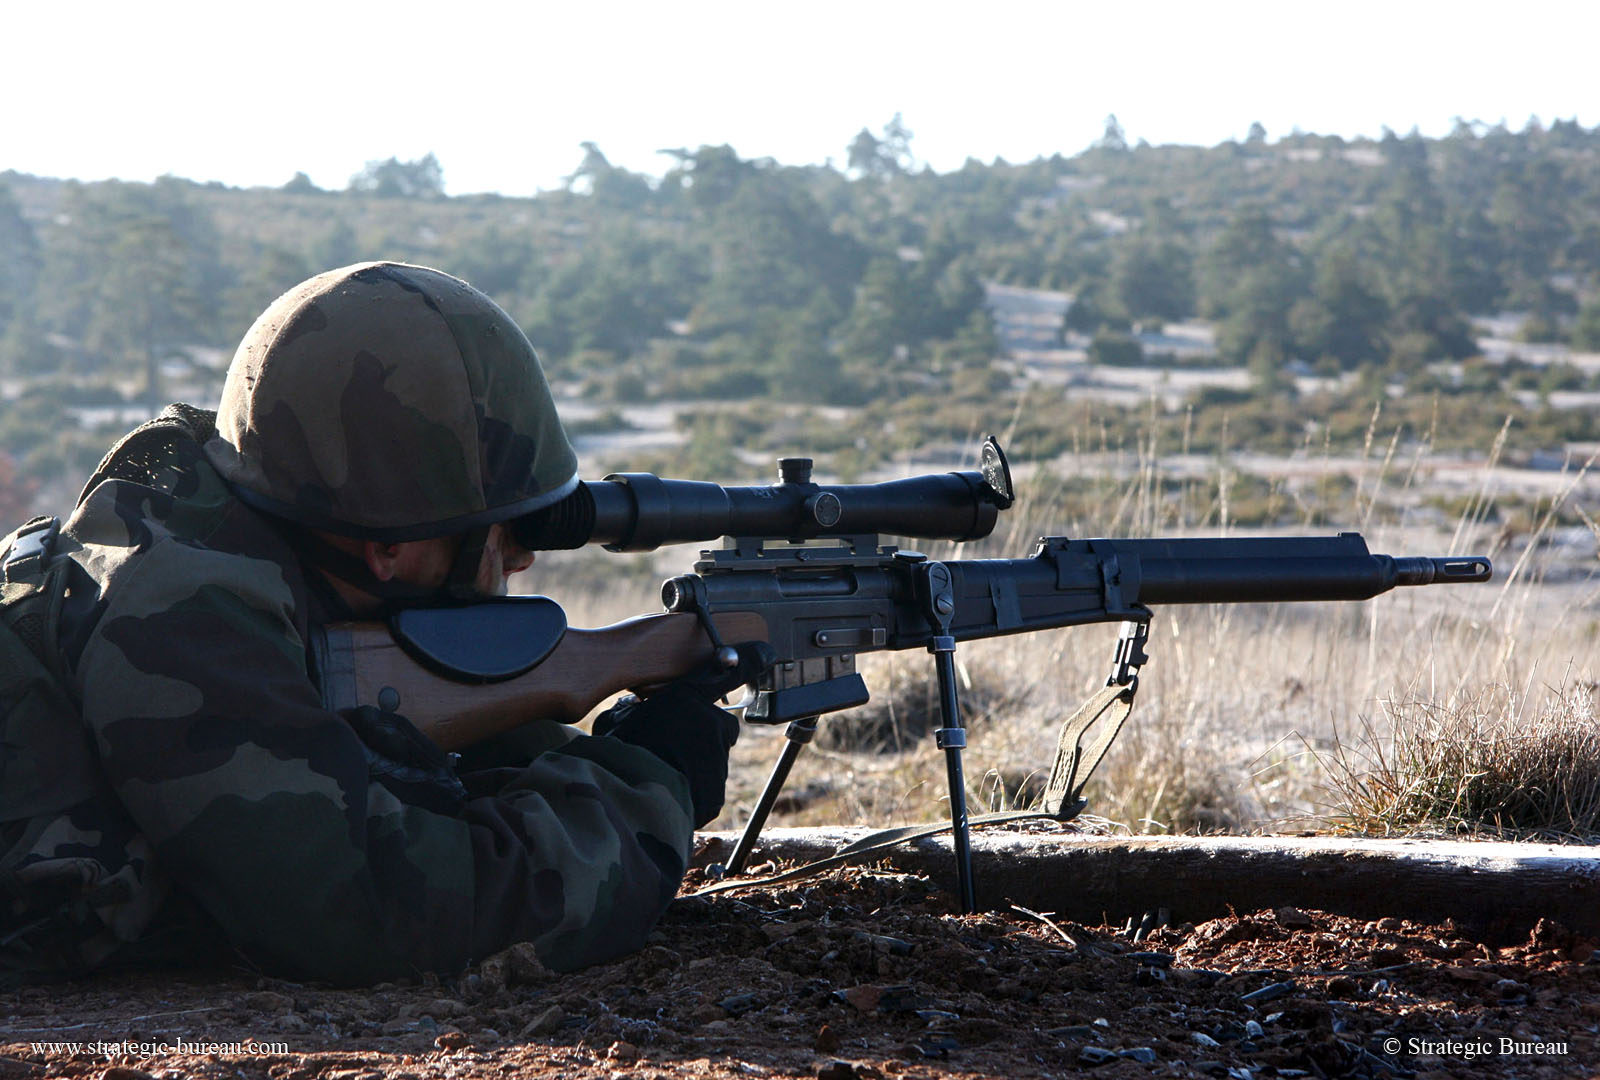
left=3, top=114, right=1600, bottom=513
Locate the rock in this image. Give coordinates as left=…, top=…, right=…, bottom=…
left=1078, top=1045, right=1118, bottom=1066
left=832, top=984, right=930, bottom=1013
left=1530, top=917, right=1569, bottom=947
left=478, top=941, right=549, bottom=991
left=273, top=1011, right=309, bottom=1033
left=1326, top=976, right=1359, bottom=998
left=1239, top=981, right=1297, bottom=1005
left=518, top=1004, right=565, bottom=1038
left=1443, top=965, right=1495, bottom=984
left=101, top=1069, right=156, bottom=1080
left=1127, top=951, right=1175, bottom=968
left=586, top=1009, right=621, bottom=1038
left=434, top=1030, right=470, bottom=1051
left=1192, top=1031, right=1222, bottom=1048
left=244, top=991, right=295, bottom=1012
left=851, top=931, right=914, bottom=955
left=1274, top=906, right=1315, bottom=929
left=618, top=1018, right=660, bottom=1046
left=814, top=1024, right=842, bottom=1053
left=816, top=1062, right=858, bottom=1080
left=634, top=944, right=684, bottom=971
left=399, top=998, right=466, bottom=1020
left=1494, top=978, right=1531, bottom=1000
left=1044, top=1025, right=1096, bottom=1041
left=1118, top=1047, right=1158, bottom=1064
left=1369, top=947, right=1409, bottom=967
left=690, top=1004, right=727, bottom=1025
left=840, top=985, right=881, bottom=1012
left=914, top=1035, right=960, bottom=1058
left=607, top=1040, right=640, bottom=1063
left=876, top=985, right=930, bottom=1012
left=1376, top=917, right=1404, bottom=931
left=718, top=993, right=761, bottom=1017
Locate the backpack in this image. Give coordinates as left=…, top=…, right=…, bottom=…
left=0, top=515, right=118, bottom=979
left=0, top=408, right=236, bottom=980
left=0, top=515, right=100, bottom=824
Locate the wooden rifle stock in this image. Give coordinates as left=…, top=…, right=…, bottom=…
left=317, top=611, right=768, bottom=751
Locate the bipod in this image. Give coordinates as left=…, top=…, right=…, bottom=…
left=710, top=581, right=1151, bottom=916
left=919, top=559, right=978, bottom=912
left=724, top=713, right=817, bottom=876
left=718, top=559, right=983, bottom=911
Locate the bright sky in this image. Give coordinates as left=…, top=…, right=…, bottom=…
left=5, top=0, right=1595, bottom=197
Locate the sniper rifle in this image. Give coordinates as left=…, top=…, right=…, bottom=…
left=314, top=437, right=1491, bottom=911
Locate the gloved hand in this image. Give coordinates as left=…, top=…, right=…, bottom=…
left=345, top=704, right=469, bottom=815
left=593, top=641, right=776, bottom=828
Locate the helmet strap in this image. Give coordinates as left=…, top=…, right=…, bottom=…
left=444, top=524, right=493, bottom=602
left=282, top=527, right=464, bottom=615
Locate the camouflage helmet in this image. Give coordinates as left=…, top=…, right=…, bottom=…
left=205, top=262, right=578, bottom=541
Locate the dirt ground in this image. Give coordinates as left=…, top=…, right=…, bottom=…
left=2, top=842, right=1595, bottom=1080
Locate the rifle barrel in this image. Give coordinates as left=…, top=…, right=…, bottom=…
left=1079, top=535, right=1491, bottom=605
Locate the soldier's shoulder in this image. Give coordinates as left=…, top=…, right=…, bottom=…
left=63, top=410, right=308, bottom=652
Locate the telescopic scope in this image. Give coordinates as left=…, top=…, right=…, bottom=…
left=513, top=436, right=1015, bottom=552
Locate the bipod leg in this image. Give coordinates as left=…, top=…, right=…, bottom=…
left=917, top=559, right=978, bottom=914
left=723, top=715, right=818, bottom=876
left=930, top=640, right=977, bottom=914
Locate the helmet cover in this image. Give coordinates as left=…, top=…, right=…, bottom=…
left=206, top=262, right=578, bottom=540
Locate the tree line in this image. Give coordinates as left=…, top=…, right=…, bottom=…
left=1, top=114, right=1599, bottom=489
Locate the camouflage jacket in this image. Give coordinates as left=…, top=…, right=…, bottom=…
left=0, top=407, right=695, bottom=982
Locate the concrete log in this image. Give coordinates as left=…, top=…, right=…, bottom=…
left=696, top=827, right=1600, bottom=940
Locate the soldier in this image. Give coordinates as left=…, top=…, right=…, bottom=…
left=0, top=262, right=756, bottom=983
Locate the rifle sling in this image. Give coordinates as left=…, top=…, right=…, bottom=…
left=695, top=681, right=1137, bottom=898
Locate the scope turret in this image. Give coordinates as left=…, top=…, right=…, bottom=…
left=512, top=436, right=1015, bottom=552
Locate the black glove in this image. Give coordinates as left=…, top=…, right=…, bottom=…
left=344, top=705, right=469, bottom=816
left=593, top=641, right=776, bottom=828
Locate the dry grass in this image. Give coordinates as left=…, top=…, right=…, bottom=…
left=1315, top=681, right=1600, bottom=840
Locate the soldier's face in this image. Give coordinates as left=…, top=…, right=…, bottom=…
left=473, top=524, right=536, bottom=596
left=379, top=524, right=535, bottom=598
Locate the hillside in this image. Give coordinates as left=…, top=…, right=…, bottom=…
left=3, top=118, right=1600, bottom=514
